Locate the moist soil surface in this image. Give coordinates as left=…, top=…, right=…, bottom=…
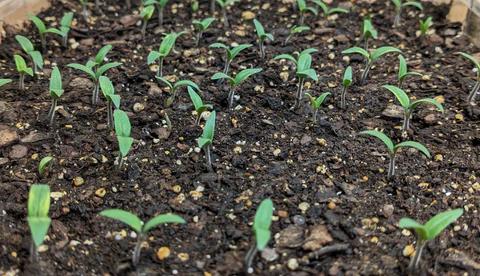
left=0, top=0, right=479, bottom=275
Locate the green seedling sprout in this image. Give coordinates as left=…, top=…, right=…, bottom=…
left=305, top=92, right=331, bottom=124
left=340, top=66, right=353, bottom=109
left=296, top=0, right=318, bottom=25
left=38, top=156, right=53, bottom=176
left=144, top=0, right=169, bottom=27
left=342, top=46, right=401, bottom=85
left=362, top=18, right=378, bottom=50
left=419, top=16, right=433, bottom=36
left=0, top=79, right=13, bottom=88
left=27, top=184, right=51, bottom=263
left=15, top=35, right=44, bottom=76
left=209, top=43, right=252, bottom=78
left=391, top=0, right=423, bottom=27
left=191, top=0, right=199, bottom=12
left=67, top=45, right=122, bottom=105
left=114, top=110, right=134, bottom=169
left=46, top=12, right=74, bottom=47
left=383, top=85, right=443, bottom=131
left=99, top=76, right=121, bottom=128
left=245, top=198, right=274, bottom=273
left=399, top=209, right=463, bottom=271
left=211, top=68, right=263, bottom=109
left=29, top=15, right=49, bottom=52
left=156, top=76, right=199, bottom=107
left=312, top=0, right=349, bottom=17
left=274, top=48, right=318, bottom=109
left=192, top=17, right=215, bottom=46
left=457, top=52, right=480, bottom=104
left=188, top=86, right=213, bottom=125
left=198, top=110, right=216, bottom=171
left=48, top=67, right=64, bottom=125
left=14, top=54, right=34, bottom=90
left=140, top=5, right=155, bottom=39
left=284, top=25, right=310, bottom=45
left=397, top=55, right=422, bottom=88
left=360, top=130, right=430, bottom=179
left=253, top=19, right=274, bottom=59
left=147, top=31, right=186, bottom=77
left=100, top=209, right=185, bottom=267
left=215, top=0, right=238, bottom=28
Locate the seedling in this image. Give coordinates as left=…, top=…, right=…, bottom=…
left=47, top=67, right=64, bottom=125
left=359, top=130, right=430, bottom=179
left=419, top=16, right=433, bottom=36
left=457, top=52, right=480, bottom=104
left=14, top=54, right=34, bottom=90
left=144, top=0, right=169, bottom=27
left=114, top=110, right=134, bottom=169
left=215, top=0, right=237, bottom=27
left=188, top=86, right=212, bottom=125
left=209, top=43, right=252, bottom=78
left=383, top=85, right=443, bottom=131
left=274, top=48, right=318, bottom=109
left=245, top=199, right=274, bottom=273
left=342, top=46, right=401, bottom=85
left=38, top=156, right=53, bottom=176
left=27, top=184, right=51, bottom=263
left=197, top=110, right=216, bottom=171
left=284, top=25, right=310, bottom=45
left=253, top=19, right=274, bottom=59
left=192, top=17, right=215, bottom=46
left=362, top=18, right=378, bottom=50
left=147, top=31, right=186, bottom=77
left=391, top=0, right=423, bottom=27
left=211, top=68, right=263, bottom=109
left=15, top=35, right=44, bottom=76
left=67, top=45, right=122, bottom=105
left=312, top=0, right=349, bottom=17
left=140, top=5, right=155, bottom=39
left=46, top=12, right=74, bottom=47
left=29, top=15, right=48, bottom=52
left=0, top=79, right=13, bottom=88
left=340, top=66, right=353, bottom=109
left=399, top=209, right=463, bottom=271
left=156, top=76, right=199, bottom=106
left=99, top=209, right=185, bottom=266
left=305, top=92, right=331, bottom=124
left=397, top=55, right=422, bottom=88
left=296, top=0, right=318, bottom=25
left=99, top=76, right=121, bottom=128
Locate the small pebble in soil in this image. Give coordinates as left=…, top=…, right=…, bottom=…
left=292, top=215, right=306, bottom=225
left=73, top=176, right=85, bottom=186
left=261, top=247, right=279, bottom=262
left=95, top=188, right=106, bottom=198
left=157, top=247, right=171, bottom=260
left=382, top=204, right=394, bottom=218
left=178, top=253, right=189, bottom=262
left=298, top=202, right=310, bottom=213
left=403, top=244, right=415, bottom=257
left=401, top=229, right=411, bottom=236
left=287, top=258, right=299, bottom=270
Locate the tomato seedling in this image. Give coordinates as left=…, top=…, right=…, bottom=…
left=209, top=43, right=252, bottom=78
left=114, top=110, right=134, bottom=169
left=419, top=16, right=433, bottom=36
left=305, top=92, right=330, bottom=124
left=457, top=52, right=480, bottom=104
left=15, top=35, right=44, bottom=76
left=340, top=66, right=353, bottom=109
left=312, top=0, right=349, bottom=17
left=99, top=76, right=121, bottom=128
left=215, top=0, right=238, bottom=28
left=144, top=0, right=169, bottom=27
left=46, top=12, right=74, bottom=47
left=27, top=184, right=51, bottom=263
left=397, top=55, right=422, bottom=88
left=14, top=54, right=34, bottom=90
left=198, top=110, right=216, bottom=171
left=147, top=31, right=186, bottom=77
left=211, top=68, right=262, bottom=109
left=253, top=19, right=274, bottom=59
left=188, top=86, right=213, bottom=125
left=156, top=76, right=199, bottom=107
left=296, top=0, right=318, bottom=25
left=48, top=67, right=64, bottom=126
left=140, top=5, right=155, bottom=39
left=362, top=17, right=378, bottom=50
left=284, top=25, right=310, bottom=45
left=391, top=0, right=423, bottom=27
left=192, top=17, right=215, bottom=46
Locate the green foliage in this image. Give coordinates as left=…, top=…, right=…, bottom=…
left=198, top=111, right=216, bottom=149
left=67, top=45, right=121, bottom=82
left=253, top=199, right=274, bottom=251
left=49, top=66, right=63, bottom=99
left=99, top=76, right=121, bottom=108
left=147, top=31, right=186, bottom=65
left=343, top=46, right=401, bottom=63
left=400, top=209, right=463, bottom=242
left=312, top=0, right=349, bottom=16
left=193, top=17, right=215, bottom=32
left=0, top=79, right=12, bottom=87
left=30, top=15, right=47, bottom=35
left=419, top=16, right=433, bottom=36
left=343, top=66, right=353, bottom=87
left=144, top=0, right=169, bottom=8
left=141, top=5, right=155, bottom=21
left=211, top=68, right=262, bottom=86
left=156, top=76, right=199, bottom=106
left=14, top=54, right=34, bottom=77
left=94, top=45, right=113, bottom=66
left=360, top=130, right=431, bottom=158
left=306, top=92, right=331, bottom=110
left=296, top=0, right=318, bottom=16
left=46, top=12, right=74, bottom=39
left=114, top=110, right=133, bottom=165
left=363, top=18, right=378, bottom=40
left=391, top=0, right=423, bottom=11
left=398, top=55, right=422, bottom=86
left=274, top=49, right=318, bottom=81
left=27, top=184, right=52, bottom=248
left=253, top=19, right=274, bottom=42
left=215, top=0, right=238, bottom=8
left=15, top=35, right=44, bottom=71
left=291, top=25, right=310, bottom=34
left=188, top=86, right=212, bottom=124
left=209, top=43, right=252, bottom=63
left=38, top=156, right=53, bottom=176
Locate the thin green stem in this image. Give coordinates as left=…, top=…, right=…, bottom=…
left=48, top=98, right=58, bottom=126
left=467, top=80, right=480, bottom=104
left=388, top=154, right=396, bottom=179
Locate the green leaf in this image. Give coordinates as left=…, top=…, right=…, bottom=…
left=343, top=66, right=353, bottom=87
left=188, top=86, right=204, bottom=112
left=198, top=111, right=216, bottom=148
left=117, top=136, right=134, bottom=157
left=14, top=54, right=33, bottom=76
left=99, top=209, right=143, bottom=233
left=49, top=66, right=63, bottom=98
left=306, top=7, right=318, bottom=15
left=0, top=79, right=13, bottom=87
left=253, top=19, right=265, bottom=37
left=29, top=51, right=44, bottom=70
left=359, top=130, right=395, bottom=154
left=211, top=72, right=233, bottom=82
left=174, top=80, right=199, bottom=91
left=147, top=51, right=162, bottom=65
left=67, top=63, right=96, bottom=79
left=398, top=55, right=407, bottom=81
left=28, top=184, right=51, bottom=218
left=273, top=54, right=297, bottom=65
left=30, top=15, right=47, bottom=33
left=114, top=109, right=131, bottom=137
left=60, top=12, right=74, bottom=27
left=141, top=5, right=155, bottom=20
left=395, top=141, right=431, bottom=158
left=95, top=45, right=113, bottom=65
left=209, top=42, right=229, bottom=49
left=96, top=62, right=122, bottom=78
left=38, top=156, right=53, bottom=175
left=15, top=35, right=35, bottom=52
left=297, top=52, right=312, bottom=72
left=155, top=76, right=173, bottom=89
left=46, top=27, right=65, bottom=36
left=143, top=214, right=186, bottom=233
left=328, top=7, right=349, bottom=15
left=370, top=46, right=401, bottom=62
left=410, top=98, right=444, bottom=113
left=342, top=47, right=370, bottom=59
left=253, top=199, right=274, bottom=251
left=99, top=76, right=115, bottom=97
left=399, top=218, right=428, bottom=241
left=312, top=0, right=328, bottom=14
left=233, top=68, right=262, bottom=85
left=300, top=48, right=318, bottom=56
left=109, top=94, right=121, bottom=109
left=28, top=217, right=52, bottom=247
left=423, top=209, right=463, bottom=241
left=391, top=0, right=402, bottom=9
left=363, top=18, right=378, bottom=39
left=291, top=25, right=310, bottom=34
left=228, top=44, right=252, bottom=61
left=159, top=32, right=185, bottom=56
left=383, top=85, right=410, bottom=109
left=297, top=68, right=317, bottom=81
left=313, top=92, right=331, bottom=109
left=402, top=1, right=423, bottom=10
left=194, top=17, right=215, bottom=30
left=297, top=0, right=306, bottom=11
